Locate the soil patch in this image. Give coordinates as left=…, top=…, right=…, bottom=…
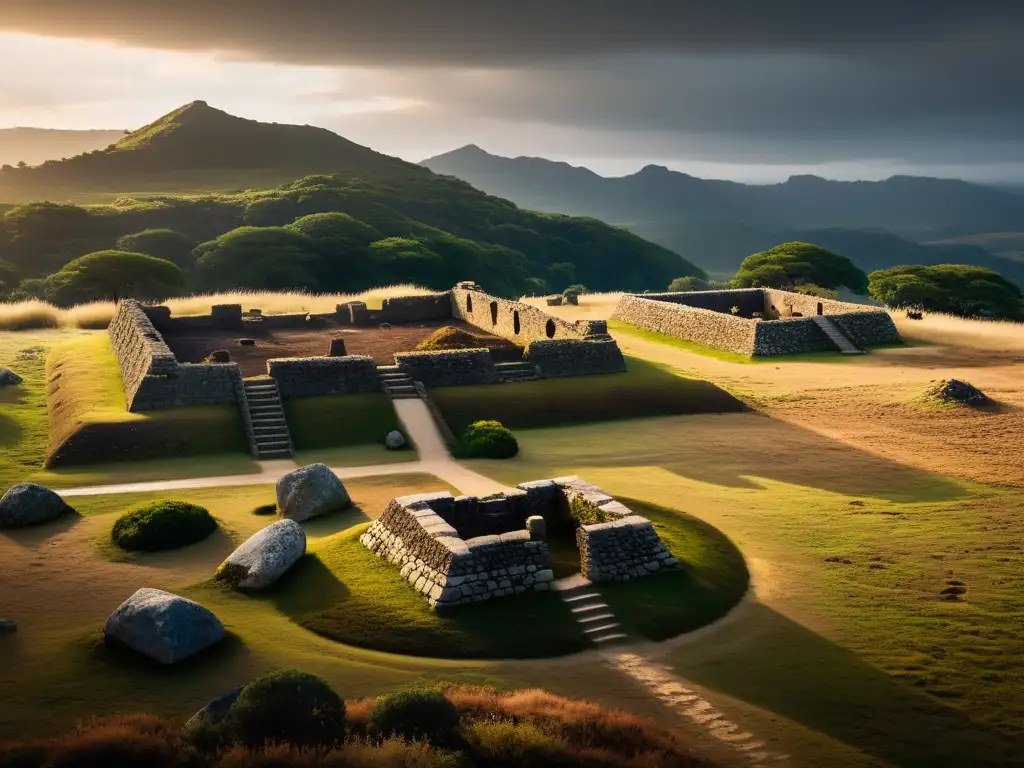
left=164, top=319, right=517, bottom=376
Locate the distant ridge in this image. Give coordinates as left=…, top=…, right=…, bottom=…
left=0, top=127, right=125, bottom=167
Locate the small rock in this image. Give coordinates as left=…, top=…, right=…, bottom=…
left=385, top=430, right=406, bottom=450
left=237, top=338, right=256, bottom=346
left=941, top=585, right=967, bottom=596
left=0, top=619, right=17, bottom=635
left=216, top=519, right=306, bottom=589
left=104, top=588, right=224, bottom=664
left=0, top=368, right=22, bottom=387
left=0, top=483, right=74, bottom=528
left=184, top=685, right=245, bottom=729
left=328, top=337, right=347, bottom=357
left=276, top=463, right=350, bottom=522
left=206, top=349, right=231, bottom=363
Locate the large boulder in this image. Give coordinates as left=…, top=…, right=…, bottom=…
left=216, top=519, right=306, bottom=589
left=0, top=483, right=74, bottom=528
left=0, top=368, right=22, bottom=387
left=104, top=588, right=224, bottom=664
left=385, top=430, right=406, bottom=450
left=276, top=464, right=350, bottom=522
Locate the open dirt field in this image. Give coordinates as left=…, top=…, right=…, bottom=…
left=164, top=319, right=517, bottom=376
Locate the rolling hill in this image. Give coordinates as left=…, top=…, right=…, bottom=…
left=0, top=103, right=702, bottom=297
left=422, top=146, right=1024, bottom=284
left=0, top=128, right=126, bottom=168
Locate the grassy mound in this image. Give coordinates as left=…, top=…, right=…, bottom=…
left=431, top=357, right=746, bottom=434
left=44, top=334, right=248, bottom=467
left=368, top=689, right=460, bottom=746
left=0, top=686, right=718, bottom=767
left=225, top=671, right=346, bottom=750
left=111, top=499, right=218, bottom=552
left=452, top=420, right=518, bottom=459
left=415, top=325, right=489, bottom=351
left=284, top=393, right=400, bottom=451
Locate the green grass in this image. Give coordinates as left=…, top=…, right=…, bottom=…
left=285, top=393, right=402, bottom=451
left=430, top=357, right=745, bottom=434
left=610, top=320, right=906, bottom=364
left=267, top=525, right=587, bottom=660
left=600, top=499, right=749, bottom=640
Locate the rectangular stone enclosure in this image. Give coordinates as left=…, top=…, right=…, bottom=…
left=612, top=288, right=901, bottom=356
left=360, top=476, right=680, bottom=609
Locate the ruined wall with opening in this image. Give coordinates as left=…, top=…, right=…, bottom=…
left=267, top=356, right=380, bottom=398
left=451, top=285, right=604, bottom=342
left=640, top=289, right=769, bottom=318
left=394, top=349, right=501, bottom=386
left=108, top=300, right=246, bottom=412
left=525, top=338, right=627, bottom=377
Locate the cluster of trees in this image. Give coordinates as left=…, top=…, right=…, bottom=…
left=666, top=241, right=1024, bottom=320
left=0, top=174, right=704, bottom=305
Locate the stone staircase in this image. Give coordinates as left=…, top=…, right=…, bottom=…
left=495, top=361, right=543, bottom=383
left=558, top=583, right=630, bottom=646
left=378, top=366, right=419, bottom=400
left=242, top=378, right=294, bottom=459
left=812, top=315, right=865, bottom=355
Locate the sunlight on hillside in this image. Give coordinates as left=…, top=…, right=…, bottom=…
left=0, top=285, right=439, bottom=330
left=892, top=311, right=1024, bottom=352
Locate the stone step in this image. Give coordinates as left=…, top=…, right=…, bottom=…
left=591, top=633, right=629, bottom=644
left=246, top=394, right=278, bottom=402
left=251, top=418, right=286, bottom=427
left=576, top=612, right=615, bottom=624
left=249, top=404, right=284, bottom=412
left=256, top=439, right=291, bottom=449
left=571, top=602, right=609, bottom=614
left=563, top=592, right=602, bottom=603
left=389, top=393, right=421, bottom=400
left=583, top=622, right=621, bottom=634
left=253, top=427, right=288, bottom=435
left=377, top=365, right=400, bottom=373
left=386, top=385, right=418, bottom=394
left=258, top=448, right=293, bottom=459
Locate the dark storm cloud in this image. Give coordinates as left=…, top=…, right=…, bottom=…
left=3, top=0, right=1023, bottom=168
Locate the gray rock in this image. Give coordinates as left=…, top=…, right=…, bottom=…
left=526, top=515, right=547, bottom=541
left=0, top=368, right=22, bottom=386
left=104, top=588, right=224, bottom=665
left=184, top=685, right=245, bottom=729
left=0, top=619, right=17, bottom=635
left=385, top=430, right=406, bottom=450
left=0, top=483, right=73, bottom=528
left=276, top=463, right=350, bottom=522
left=217, top=519, right=306, bottom=589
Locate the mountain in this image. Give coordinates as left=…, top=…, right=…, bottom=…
left=0, top=128, right=126, bottom=168
left=422, top=145, right=1024, bottom=284
left=0, top=103, right=703, bottom=297
left=0, top=101, right=423, bottom=202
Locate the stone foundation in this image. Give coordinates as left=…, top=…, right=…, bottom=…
left=394, top=349, right=501, bottom=386
left=360, top=477, right=679, bottom=608
left=267, top=356, right=380, bottom=398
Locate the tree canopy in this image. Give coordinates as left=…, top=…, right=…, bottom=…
left=192, top=227, right=326, bottom=292
left=868, top=264, right=1023, bottom=319
left=116, top=229, right=196, bottom=269
left=44, top=250, right=184, bottom=306
left=0, top=258, right=18, bottom=297
left=667, top=276, right=731, bottom=292
left=732, top=242, right=868, bottom=294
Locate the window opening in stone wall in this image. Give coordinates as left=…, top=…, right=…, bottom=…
left=490, top=301, right=498, bottom=325
left=466, top=294, right=473, bottom=313
left=545, top=319, right=556, bottom=338
left=513, top=311, right=521, bottom=335
left=817, top=302, right=823, bottom=315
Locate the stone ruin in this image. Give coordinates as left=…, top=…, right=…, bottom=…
left=360, top=476, right=680, bottom=609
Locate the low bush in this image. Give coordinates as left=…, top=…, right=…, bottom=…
left=567, top=494, right=612, bottom=526
left=111, top=500, right=217, bottom=552
left=368, top=690, right=461, bottom=746
left=251, top=503, right=277, bottom=516
left=452, top=420, right=518, bottom=460
left=225, top=670, right=346, bottom=750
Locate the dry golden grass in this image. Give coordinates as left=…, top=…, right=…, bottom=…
left=520, top=292, right=623, bottom=321
left=891, top=310, right=1024, bottom=352
left=0, top=285, right=438, bottom=331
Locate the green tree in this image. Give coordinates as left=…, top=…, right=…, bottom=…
left=868, top=264, right=1023, bottom=319
left=732, top=242, right=868, bottom=293
left=192, top=227, right=325, bottom=291
left=0, top=259, right=18, bottom=297
left=45, top=250, right=184, bottom=305
left=795, top=284, right=838, bottom=300
left=286, top=212, right=383, bottom=290
left=368, top=237, right=444, bottom=287
left=667, top=276, right=730, bottom=292
left=116, top=229, right=196, bottom=269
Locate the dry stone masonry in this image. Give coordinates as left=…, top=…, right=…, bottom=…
left=612, top=288, right=899, bottom=357
left=394, top=348, right=501, bottom=386
left=360, top=477, right=678, bottom=608
left=267, top=356, right=380, bottom=398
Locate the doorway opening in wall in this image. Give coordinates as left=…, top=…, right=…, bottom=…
left=546, top=521, right=583, bottom=579
left=545, top=319, right=556, bottom=338
left=466, top=294, right=473, bottom=313
left=490, top=301, right=498, bottom=325
left=817, top=302, right=823, bottom=315
left=513, top=311, right=521, bottom=335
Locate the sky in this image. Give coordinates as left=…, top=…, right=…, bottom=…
left=0, top=1, right=1022, bottom=183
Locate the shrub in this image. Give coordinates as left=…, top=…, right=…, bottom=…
left=567, top=494, right=612, bottom=526
left=562, top=284, right=587, bottom=298
left=252, top=503, right=278, bottom=516
left=415, top=326, right=487, bottom=351
left=205, top=349, right=231, bottom=363
left=368, top=690, right=461, bottom=746
left=225, top=670, right=346, bottom=750
left=452, top=420, right=518, bottom=459
left=110, top=500, right=217, bottom=552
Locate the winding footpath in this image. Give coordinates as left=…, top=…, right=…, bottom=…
left=55, top=397, right=788, bottom=765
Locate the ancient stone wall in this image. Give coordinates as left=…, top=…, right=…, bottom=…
left=108, top=301, right=179, bottom=406
left=764, top=289, right=876, bottom=318
left=451, top=286, right=602, bottom=342
left=378, top=294, right=452, bottom=323
left=611, top=294, right=758, bottom=355
left=267, top=356, right=380, bottom=399
left=525, top=338, right=627, bottom=377
left=751, top=318, right=834, bottom=355
left=830, top=312, right=902, bottom=347
left=360, top=477, right=679, bottom=608
left=641, top=289, right=768, bottom=318
left=394, top=349, right=501, bottom=386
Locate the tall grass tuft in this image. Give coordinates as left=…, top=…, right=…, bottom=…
left=0, top=284, right=438, bottom=332
left=891, top=311, right=1024, bottom=352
